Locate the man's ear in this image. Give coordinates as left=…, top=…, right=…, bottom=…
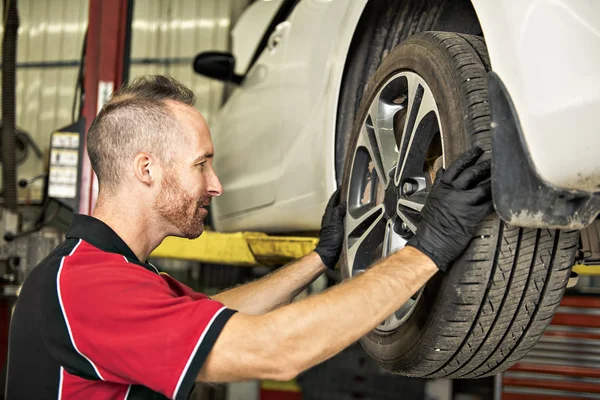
left=133, top=152, right=155, bottom=186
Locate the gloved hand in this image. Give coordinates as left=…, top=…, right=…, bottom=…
left=407, top=147, right=494, bottom=272
left=315, top=189, right=346, bottom=269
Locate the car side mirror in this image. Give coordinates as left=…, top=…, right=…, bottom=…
left=193, top=52, right=244, bottom=84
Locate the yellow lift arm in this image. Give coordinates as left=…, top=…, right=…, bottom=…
left=151, top=231, right=319, bottom=266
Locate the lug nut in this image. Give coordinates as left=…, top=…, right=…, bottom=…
left=393, top=220, right=412, bottom=235
left=402, top=181, right=417, bottom=196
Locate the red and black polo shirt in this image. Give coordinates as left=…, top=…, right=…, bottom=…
left=6, top=214, right=236, bottom=399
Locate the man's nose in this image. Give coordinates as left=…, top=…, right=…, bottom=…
left=208, top=170, right=223, bottom=197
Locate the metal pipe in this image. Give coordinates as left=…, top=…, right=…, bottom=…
left=1, top=0, right=20, bottom=211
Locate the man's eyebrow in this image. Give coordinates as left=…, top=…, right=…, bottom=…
left=193, top=153, right=214, bottom=163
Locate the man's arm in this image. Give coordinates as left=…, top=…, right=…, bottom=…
left=201, top=147, right=492, bottom=383
left=199, top=246, right=437, bottom=382
left=212, top=252, right=326, bottom=315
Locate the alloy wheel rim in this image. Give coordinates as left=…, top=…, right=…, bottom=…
left=345, top=71, right=445, bottom=332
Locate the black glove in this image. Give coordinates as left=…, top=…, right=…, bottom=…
left=407, top=147, right=494, bottom=272
left=315, top=189, right=346, bottom=269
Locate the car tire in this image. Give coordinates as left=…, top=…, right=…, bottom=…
left=339, top=32, right=579, bottom=379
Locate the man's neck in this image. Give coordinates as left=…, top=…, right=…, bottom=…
left=91, top=194, right=165, bottom=263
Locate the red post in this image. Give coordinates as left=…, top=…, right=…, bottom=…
left=79, top=0, right=130, bottom=215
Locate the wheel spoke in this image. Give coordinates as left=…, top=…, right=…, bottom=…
left=345, top=205, right=386, bottom=275
left=397, top=191, right=427, bottom=232
left=383, top=220, right=392, bottom=258
left=396, top=207, right=418, bottom=234
left=397, top=192, right=426, bottom=212
left=394, top=75, right=441, bottom=186
left=383, top=219, right=407, bottom=257
left=367, top=92, right=404, bottom=177
left=346, top=204, right=385, bottom=245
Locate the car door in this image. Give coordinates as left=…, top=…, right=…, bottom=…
left=274, top=0, right=360, bottom=211
left=211, top=0, right=299, bottom=222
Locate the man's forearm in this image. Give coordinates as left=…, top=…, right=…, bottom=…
left=199, top=246, right=438, bottom=382
left=212, top=252, right=326, bottom=315
left=268, top=246, right=438, bottom=374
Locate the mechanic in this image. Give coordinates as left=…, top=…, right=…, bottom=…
left=6, top=75, right=493, bottom=400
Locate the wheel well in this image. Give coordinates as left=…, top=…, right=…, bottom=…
left=335, top=0, right=483, bottom=185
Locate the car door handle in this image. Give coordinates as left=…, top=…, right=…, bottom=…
left=267, top=22, right=291, bottom=53
left=267, top=33, right=283, bottom=51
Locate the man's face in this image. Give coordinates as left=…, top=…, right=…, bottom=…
left=154, top=102, right=222, bottom=239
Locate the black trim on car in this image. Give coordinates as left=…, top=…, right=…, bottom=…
left=489, top=71, right=600, bottom=230
left=244, top=0, right=301, bottom=75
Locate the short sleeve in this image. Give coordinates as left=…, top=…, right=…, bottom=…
left=45, top=254, right=236, bottom=400
left=159, top=272, right=210, bottom=301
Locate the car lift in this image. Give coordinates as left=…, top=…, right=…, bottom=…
left=78, top=0, right=317, bottom=267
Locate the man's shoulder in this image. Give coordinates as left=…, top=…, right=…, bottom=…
left=60, top=239, right=160, bottom=285
left=31, top=238, right=166, bottom=314
left=23, top=238, right=156, bottom=295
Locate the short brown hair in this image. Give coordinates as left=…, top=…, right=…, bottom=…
left=86, top=75, right=196, bottom=192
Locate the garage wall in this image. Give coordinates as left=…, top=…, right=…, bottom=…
left=130, top=0, right=249, bottom=122
left=0, top=0, right=249, bottom=201
left=1, top=0, right=88, bottom=200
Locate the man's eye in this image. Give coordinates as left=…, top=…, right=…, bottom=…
left=198, top=162, right=207, bottom=168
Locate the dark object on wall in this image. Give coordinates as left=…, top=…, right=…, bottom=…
left=0, top=124, right=43, bottom=166
left=1, top=0, right=20, bottom=211
left=45, top=120, right=86, bottom=212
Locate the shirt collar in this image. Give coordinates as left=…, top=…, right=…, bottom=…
left=66, top=214, right=141, bottom=263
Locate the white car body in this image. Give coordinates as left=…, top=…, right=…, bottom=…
left=210, top=0, right=600, bottom=233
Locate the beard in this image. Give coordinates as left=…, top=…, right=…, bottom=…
left=154, top=170, right=211, bottom=239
